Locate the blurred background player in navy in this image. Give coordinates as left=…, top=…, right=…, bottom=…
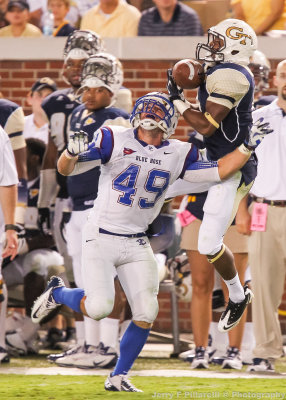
left=50, top=53, right=130, bottom=369
left=37, top=29, right=105, bottom=350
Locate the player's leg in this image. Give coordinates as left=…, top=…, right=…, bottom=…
left=105, top=237, right=158, bottom=392
left=198, top=175, right=253, bottom=332
left=180, top=218, right=214, bottom=368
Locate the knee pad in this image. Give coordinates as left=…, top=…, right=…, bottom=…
left=84, top=294, right=114, bottom=321
left=198, top=228, right=223, bottom=256
left=131, top=289, right=159, bottom=324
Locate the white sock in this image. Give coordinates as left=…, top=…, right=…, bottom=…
left=100, top=318, right=120, bottom=350
left=224, top=273, right=245, bottom=303
left=241, top=322, right=255, bottom=364
left=75, top=320, right=85, bottom=346
left=84, top=317, right=100, bottom=347
left=0, top=283, right=7, bottom=348
left=209, top=321, right=228, bottom=357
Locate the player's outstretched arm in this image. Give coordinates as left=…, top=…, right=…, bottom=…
left=57, top=131, right=88, bottom=176
left=218, top=118, right=272, bottom=180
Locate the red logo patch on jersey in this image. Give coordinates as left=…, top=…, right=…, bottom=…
left=123, top=147, right=136, bottom=156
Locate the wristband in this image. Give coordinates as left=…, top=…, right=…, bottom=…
left=238, top=143, right=252, bottom=156
left=5, top=224, right=18, bottom=231
left=65, top=149, right=78, bottom=159
left=173, top=99, right=190, bottom=115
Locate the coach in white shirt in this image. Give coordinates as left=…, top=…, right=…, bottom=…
left=0, top=125, right=18, bottom=362
left=239, top=59, right=286, bottom=372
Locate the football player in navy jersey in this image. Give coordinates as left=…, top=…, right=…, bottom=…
left=249, top=50, right=277, bottom=109
left=50, top=53, right=130, bottom=369
left=31, top=91, right=270, bottom=392
left=167, top=18, right=260, bottom=333
left=38, top=30, right=104, bottom=283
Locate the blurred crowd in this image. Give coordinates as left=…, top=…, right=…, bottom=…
left=0, top=0, right=285, bottom=38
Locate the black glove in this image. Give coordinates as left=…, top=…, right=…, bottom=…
left=167, top=69, right=184, bottom=102
left=38, top=207, right=51, bottom=234
left=60, top=211, right=72, bottom=243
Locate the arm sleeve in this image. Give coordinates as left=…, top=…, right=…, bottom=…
left=206, top=68, right=250, bottom=109
left=181, top=148, right=221, bottom=183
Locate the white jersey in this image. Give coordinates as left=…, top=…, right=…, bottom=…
left=251, top=100, right=286, bottom=200
left=72, top=126, right=221, bottom=234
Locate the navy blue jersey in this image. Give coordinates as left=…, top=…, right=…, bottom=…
left=67, top=105, right=130, bottom=211
left=198, top=62, right=257, bottom=185
left=54, top=22, right=75, bottom=37
left=0, top=98, right=25, bottom=150
left=42, top=88, right=81, bottom=198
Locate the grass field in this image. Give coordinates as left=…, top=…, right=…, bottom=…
left=0, top=375, right=286, bottom=400
left=1, top=353, right=286, bottom=400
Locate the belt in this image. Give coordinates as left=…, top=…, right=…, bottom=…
left=250, top=194, right=286, bottom=207
left=99, top=228, right=146, bottom=238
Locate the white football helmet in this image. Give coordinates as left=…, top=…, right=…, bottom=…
left=63, top=30, right=104, bottom=61
left=196, top=18, right=257, bottom=66
left=130, top=92, right=179, bottom=140
left=79, top=53, right=123, bottom=96
left=249, top=50, right=270, bottom=92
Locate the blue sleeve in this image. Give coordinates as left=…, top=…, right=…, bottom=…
left=78, top=127, right=114, bottom=164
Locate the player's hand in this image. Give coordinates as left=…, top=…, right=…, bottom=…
left=60, top=211, right=71, bottom=243
left=245, top=117, right=273, bottom=150
left=38, top=207, right=51, bottom=234
left=2, top=230, right=18, bottom=260
left=167, top=69, right=184, bottom=102
left=67, top=130, right=88, bottom=157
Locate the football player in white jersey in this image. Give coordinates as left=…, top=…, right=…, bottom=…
left=31, top=92, right=271, bottom=392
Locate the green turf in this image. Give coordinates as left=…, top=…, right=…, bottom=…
left=0, top=375, right=285, bottom=400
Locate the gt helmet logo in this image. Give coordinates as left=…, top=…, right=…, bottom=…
left=226, top=27, right=253, bottom=45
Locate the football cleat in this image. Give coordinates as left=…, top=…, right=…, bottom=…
left=31, top=276, right=65, bottom=324
left=93, top=342, right=118, bottom=368
left=247, top=358, right=275, bottom=372
left=71, top=344, right=101, bottom=369
left=47, top=344, right=83, bottom=363
left=5, top=330, right=27, bottom=357
left=190, top=346, right=209, bottom=369
left=0, top=346, right=10, bottom=363
left=104, top=374, right=142, bottom=392
left=218, top=285, right=253, bottom=333
left=222, top=347, right=242, bottom=370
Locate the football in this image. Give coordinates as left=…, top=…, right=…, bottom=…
left=172, top=59, right=205, bottom=89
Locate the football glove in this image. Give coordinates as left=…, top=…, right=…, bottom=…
left=38, top=207, right=51, bottom=234
left=166, top=69, right=184, bottom=102
left=244, top=117, right=273, bottom=150
left=67, top=130, right=89, bottom=157
left=60, top=211, right=71, bottom=244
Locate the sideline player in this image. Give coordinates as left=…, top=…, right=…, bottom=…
left=31, top=92, right=271, bottom=391
left=0, top=125, right=18, bottom=363
left=167, top=18, right=259, bottom=332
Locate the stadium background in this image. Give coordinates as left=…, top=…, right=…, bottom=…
left=0, top=35, right=285, bottom=334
